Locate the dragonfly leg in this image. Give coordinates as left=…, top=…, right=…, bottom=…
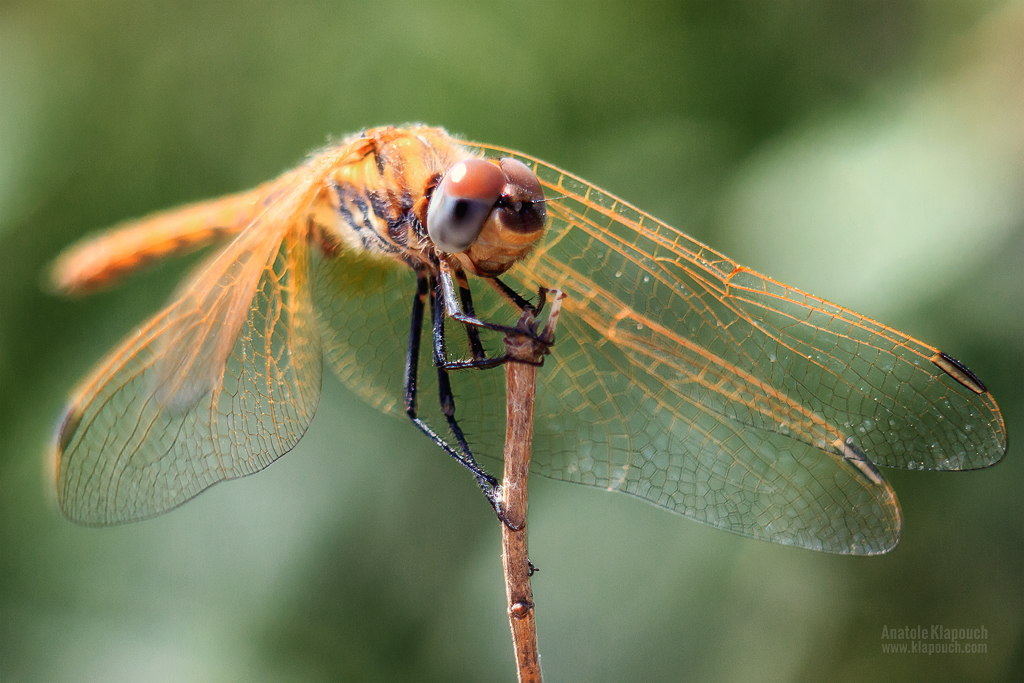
left=489, top=275, right=547, bottom=315
left=434, top=274, right=519, bottom=370
left=437, top=265, right=551, bottom=367
left=455, top=272, right=486, bottom=361
left=402, top=269, right=429, bottom=424
left=457, top=274, right=550, bottom=369
left=403, top=268, right=520, bottom=527
left=404, top=269, right=492, bottom=479
left=431, top=275, right=544, bottom=371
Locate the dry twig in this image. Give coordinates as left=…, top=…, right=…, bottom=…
left=500, top=290, right=564, bottom=683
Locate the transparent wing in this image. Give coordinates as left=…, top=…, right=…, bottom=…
left=313, top=250, right=413, bottom=416
left=54, top=215, right=322, bottom=525
left=469, top=143, right=1007, bottom=554
left=52, top=139, right=381, bottom=525
left=314, top=141, right=1006, bottom=555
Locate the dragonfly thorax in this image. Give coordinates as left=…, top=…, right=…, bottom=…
left=310, top=126, right=546, bottom=279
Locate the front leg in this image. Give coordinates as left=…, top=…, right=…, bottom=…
left=436, top=261, right=551, bottom=369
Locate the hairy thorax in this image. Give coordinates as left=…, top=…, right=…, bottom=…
left=308, top=126, right=544, bottom=278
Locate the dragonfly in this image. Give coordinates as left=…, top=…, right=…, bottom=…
left=49, top=124, right=1006, bottom=555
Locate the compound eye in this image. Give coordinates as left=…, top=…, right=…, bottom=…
left=498, top=158, right=543, bottom=202
left=426, top=159, right=505, bottom=253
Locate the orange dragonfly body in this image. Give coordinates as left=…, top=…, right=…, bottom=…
left=50, top=125, right=1006, bottom=554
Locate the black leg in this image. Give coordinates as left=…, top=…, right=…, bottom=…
left=403, top=269, right=429, bottom=417
left=490, top=275, right=546, bottom=314
left=432, top=275, right=521, bottom=371
left=436, top=266, right=550, bottom=369
left=456, top=271, right=486, bottom=361
left=403, top=262, right=555, bottom=530
left=403, top=269, right=501, bottom=499
left=429, top=276, right=478, bottom=460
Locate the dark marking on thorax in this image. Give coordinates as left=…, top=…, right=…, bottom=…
left=330, top=181, right=402, bottom=256
left=368, top=189, right=416, bottom=248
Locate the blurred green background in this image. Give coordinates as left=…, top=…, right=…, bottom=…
left=1, top=1, right=1022, bottom=681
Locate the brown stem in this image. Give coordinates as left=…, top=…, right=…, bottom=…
left=501, top=290, right=563, bottom=683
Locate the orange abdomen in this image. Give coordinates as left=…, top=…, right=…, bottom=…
left=49, top=182, right=281, bottom=295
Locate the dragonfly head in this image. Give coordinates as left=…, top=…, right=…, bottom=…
left=425, top=157, right=546, bottom=277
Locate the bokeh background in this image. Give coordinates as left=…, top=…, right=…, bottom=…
left=1, top=1, right=1022, bottom=681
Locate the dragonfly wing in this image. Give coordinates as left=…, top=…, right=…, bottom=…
left=723, top=270, right=1006, bottom=470
left=313, top=250, right=415, bottom=417
left=54, top=218, right=322, bottom=525
left=540, top=312, right=902, bottom=554
left=308, top=139, right=1005, bottom=554
left=53, top=138, right=380, bottom=524
left=467, top=144, right=1006, bottom=554
left=316, top=246, right=903, bottom=553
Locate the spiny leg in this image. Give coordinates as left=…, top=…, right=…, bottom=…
left=433, top=274, right=514, bottom=372
left=454, top=271, right=547, bottom=356
left=489, top=275, right=547, bottom=315
left=403, top=268, right=501, bottom=503
left=405, top=264, right=556, bottom=529
left=427, top=277, right=531, bottom=529
left=429, top=273, right=480, bottom=460
left=455, top=270, right=486, bottom=362
left=436, top=264, right=550, bottom=370
left=402, top=269, right=428, bottom=424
